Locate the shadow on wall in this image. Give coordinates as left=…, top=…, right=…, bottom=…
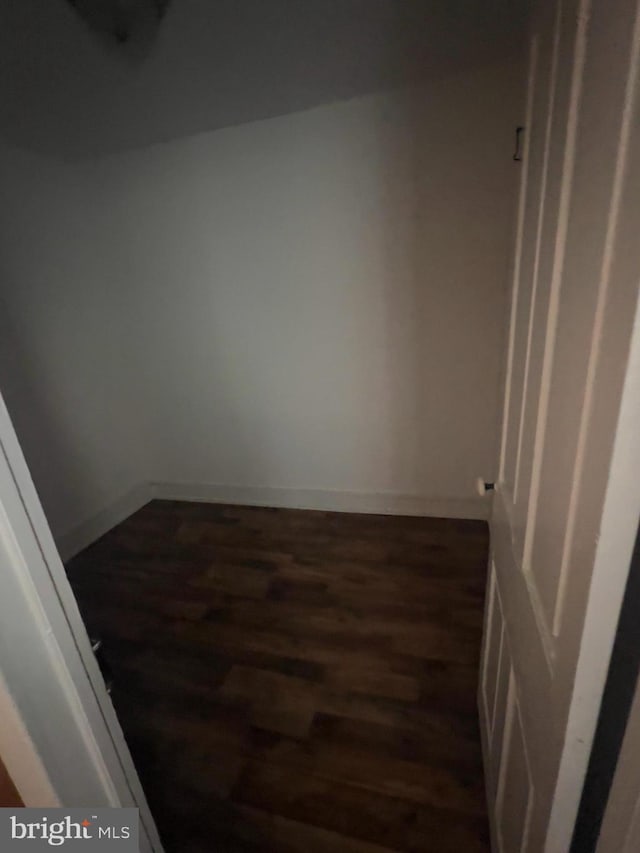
left=0, top=298, right=93, bottom=538
left=0, top=0, right=528, bottom=158
left=0, top=149, right=159, bottom=543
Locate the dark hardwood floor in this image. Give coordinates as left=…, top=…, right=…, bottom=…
left=0, top=756, right=22, bottom=808
left=66, top=500, right=490, bottom=853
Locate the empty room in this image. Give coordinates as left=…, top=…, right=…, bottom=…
left=0, top=1, right=640, bottom=852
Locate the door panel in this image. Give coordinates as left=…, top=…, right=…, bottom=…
left=506, top=1, right=560, bottom=532
left=501, top=27, right=544, bottom=504
left=498, top=681, right=534, bottom=853
left=490, top=616, right=512, bottom=802
left=480, top=0, right=640, bottom=849
left=527, top=0, right=640, bottom=635
left=482, top=568, right=503, bottom=732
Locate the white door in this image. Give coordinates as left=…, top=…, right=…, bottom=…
left=479, top=0, right=640, bottom=850
left=0, top=387, right=163, bottom=851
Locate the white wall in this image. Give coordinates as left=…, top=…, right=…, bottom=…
left=0, top=60, right=520, bottom=549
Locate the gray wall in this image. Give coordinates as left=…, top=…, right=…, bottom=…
left=0, top=0, right=524, bottom=548
left=0, top=0, right=526, bottom=156
left=0, top=147, right=157, bottom=540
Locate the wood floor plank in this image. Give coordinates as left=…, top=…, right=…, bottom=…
left=232, top=805, right=401, bottom=853
left=232, top=761, right=490, bottom=853
left=66, top=500, right=490, bottom=852
left=220, top=666, right=320, bottom=738
left=325, top=666, right=422, bottom=703
left=247, top=717, right=486, bottom=814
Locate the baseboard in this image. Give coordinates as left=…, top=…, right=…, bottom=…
left=151, top=481, right=489, bottom=521
left=56, top=483, right=154, bottom=562
left=55, top=480, right=488, bottom=561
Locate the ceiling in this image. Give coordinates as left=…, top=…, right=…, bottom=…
left=0, top=0, right=528, bottom=158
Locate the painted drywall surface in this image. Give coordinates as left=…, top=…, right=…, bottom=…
left=0, top=145, right=158, bottom=541
left=0, top=0, right=527, bottom=157
left=103, top=63, right=518, bottom=503
left=0, top=62, right=519, bottom=541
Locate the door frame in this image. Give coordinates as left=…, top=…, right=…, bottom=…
left=543, top=270, right=640, bottom=850
left=0, top=667, right=59, bottom=808
left=0, top=390, right=163, bottom=851
left=570, top=521, right=640, bottom=851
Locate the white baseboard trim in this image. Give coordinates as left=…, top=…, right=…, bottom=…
left=55, top=480, right=488, bottom=561
left=151, top=481, right=489, bottom=521
left=56, top=483, right=154, bottom=562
